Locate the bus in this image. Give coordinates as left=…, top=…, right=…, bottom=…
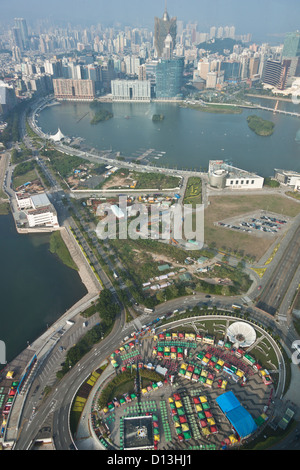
left=232, top=304, right=242, bottom=311
left=144, top=308, right=154, bottom=313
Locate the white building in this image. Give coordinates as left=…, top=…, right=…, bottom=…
left=16, top=192, right=32, bottom=209
left=208, top=160, right=264, bottom=190
left=15, top=192, right=59, bottom=228
left=27, top=206, right=58, bottom=228
left=274, top=169, right=300, bottom=190
left=111, top=79, right=151, bottom=102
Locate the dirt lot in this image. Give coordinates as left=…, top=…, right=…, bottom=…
left=204, top=194, right=300, bottom=261
left=101, top=172, right=132, bottom=190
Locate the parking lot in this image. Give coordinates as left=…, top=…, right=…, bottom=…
left=215, top=210, right=291, bottom=239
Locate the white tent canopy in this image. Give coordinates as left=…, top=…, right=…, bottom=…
left=227, top=321, right=256, bottom=349
left=50, top=128, right=65, bottom=141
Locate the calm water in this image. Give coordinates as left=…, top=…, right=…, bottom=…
left=37, top=98, right=300, bottom=177
left=0, top=214, right=87, bottom=362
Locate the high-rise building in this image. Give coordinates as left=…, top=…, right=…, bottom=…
left=0, top=80, right=17, bottom=116
left=249, top=57, right=260, bottom=78
left=12, top=27, right=23, bottom=50
left=209, top=26, right=216, bottom=39
left=154, top=4, right=177, bottom=58
left=111, top=79, right=151, bottom=101
left=281, top=32, right=300, bottom=88
left=282, top=31, right=300, bottom=59
left=263, top=59, right=284, bottom=88
left=162, top=33, right=174, bottom=59
left=53, top=79, right=95, bottom=101
left=155, top=57, right=184, bottom=99
left=14, top=18, right=29, bottom=50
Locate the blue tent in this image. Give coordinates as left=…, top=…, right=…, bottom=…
left=216, top=391, right=257, bottom=438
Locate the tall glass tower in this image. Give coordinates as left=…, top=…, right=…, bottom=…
left=154, top=3, right=177, bottom=58
left=155, top=57, right=184, bottom=99
left=282, top=31, right=300, bottom=58
left=14, top=18, right=29, bottom=50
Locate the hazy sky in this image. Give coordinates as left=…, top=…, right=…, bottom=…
left=2, top=0, right=300, bottom=43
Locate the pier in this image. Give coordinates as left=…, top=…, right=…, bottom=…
left=254, top=104, right=300, bottom=117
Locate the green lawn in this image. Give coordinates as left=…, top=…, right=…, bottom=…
left=12, top=169, right=38, bottom=190
left=49, top=231, right=78, bottom=271
left=183, top=176, right=202, bottom=207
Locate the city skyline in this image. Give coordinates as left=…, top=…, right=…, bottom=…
left=1, top=0, right=300, bottom=44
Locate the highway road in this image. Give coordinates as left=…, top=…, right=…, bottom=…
left=256, top=221, right=300, bottom=316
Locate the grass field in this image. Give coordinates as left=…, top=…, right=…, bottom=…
left=49, top=231, right=78, bottom=271
left=12, top=169, right=38, bottom=190
left=183, top=103, right=243, bottom=114
left=183, top=176, right=202, bottom=207
left=204, top=193, right=300, bottom=261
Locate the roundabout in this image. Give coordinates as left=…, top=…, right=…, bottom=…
left=70, top=312, right=285, bottom=451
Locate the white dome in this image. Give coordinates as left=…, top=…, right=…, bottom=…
left=227, top=321, right=256, bottom=348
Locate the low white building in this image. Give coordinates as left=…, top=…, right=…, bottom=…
left=274, top=169, right=300, bottom=190
left=16, top=192, right=59, bottom=228
left=27, top=206, right=58, bottom=228
left=208, top=160, right=264, bottom=190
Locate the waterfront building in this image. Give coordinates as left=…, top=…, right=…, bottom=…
left=208, top=161, right=264, bottom=190
left=23, top=193, right=58, bottom=228
left=111, top=79, right=151, bottom=101
left=274, top=169, right=300, bottom=190
left=15, top=192, right=59, bottom=228
left=26, top=206, right=58, bottom=228
left=263, top=59, right=284, bottom=89
left=155, top=57, right=184, bottom=99
left=154, top=6, right=177, bottom=58
left=15, top=193, right=32, bottom=210
left=53, top=78, right=95, bottom=101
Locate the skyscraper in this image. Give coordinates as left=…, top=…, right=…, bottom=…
left=14, top=18, right=29, bottom=50
left=154, top=3, right=177, bottom=58
left=282, top=31, right=300, bottom=59
left=155, top=56, right=184, bottom=99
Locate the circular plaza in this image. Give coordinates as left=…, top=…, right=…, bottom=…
left=71, top=314, right=284, bottom=451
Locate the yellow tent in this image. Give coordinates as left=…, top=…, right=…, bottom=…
left=202, top=427, right=210, bottom=436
